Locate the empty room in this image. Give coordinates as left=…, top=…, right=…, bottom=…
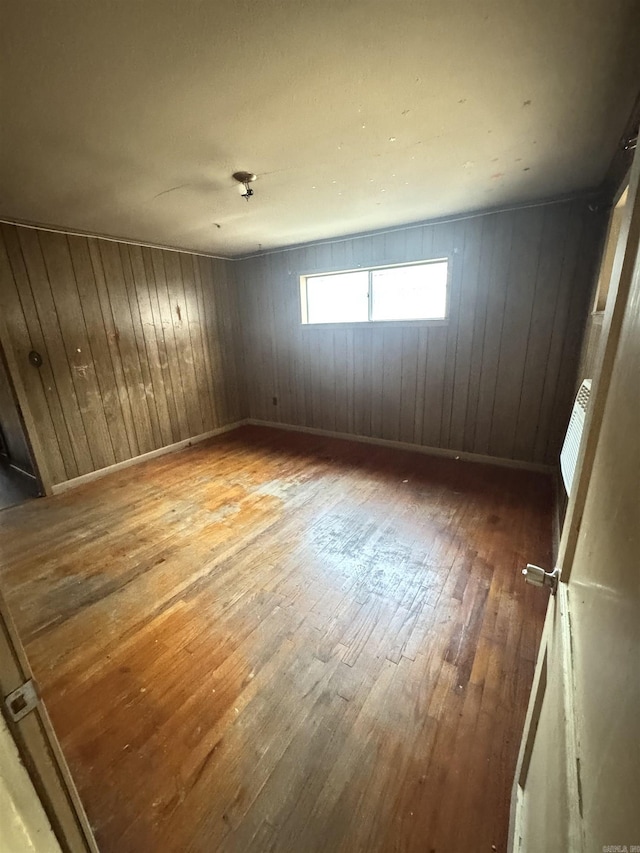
left=0, top=2, right=639, bottom=852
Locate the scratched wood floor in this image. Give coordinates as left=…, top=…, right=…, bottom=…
left=0, top=425, right=552, bottom=853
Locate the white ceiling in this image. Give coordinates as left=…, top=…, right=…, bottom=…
left=1, top=0, right=639, bottom=257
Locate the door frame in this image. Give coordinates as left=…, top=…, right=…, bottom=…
left=0, top=587, right=98, bottom=852
left=0, top=340, right=44, bottom=493
left=0, top=312, right=53, bottom=495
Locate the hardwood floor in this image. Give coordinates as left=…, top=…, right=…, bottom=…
left=0, top=425, right=552, bottom=853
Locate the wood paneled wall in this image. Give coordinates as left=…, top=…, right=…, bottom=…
left=0, top=224, right=244, bottom=487
left=237, top=199, right=605, bottom=466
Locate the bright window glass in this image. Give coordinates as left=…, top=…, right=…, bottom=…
left=301, top=260, right=448, bottom=324
left=370, top=262, right=448, bottom=321
left=305, top=271, right=369, bottom=324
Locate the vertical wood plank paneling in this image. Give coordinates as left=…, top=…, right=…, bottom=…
left=263, top=253, right=280, bottom=423
left=40, top=232, right=116, bottom=471
left=186, top=253, right=217, bottom=431
left=198, top=254, right=243, bottom=427
left=221, top=260, right=244, bottom=421
left=412, top=325, right=429, bottom=445
left=448, top=218, right=482, bottom=451
left=345, top=323, right=355, bottom=435
left=381, top=327, right=403, bottom=441
left=322, top=329, right=338, bottom=433
left=421, top=223, right=455, bottom=447
left=175, top=252, right=208, bottom=433
left=274, top=253, right=293, bottom=424
left=488, top=206, right=546, bottom=459
left=333, top=329, right=349, bottom=434
left=141, top=247, right=181, bottom=444
left=463, top=214, right=497, bottom=452
left=531, top=202, right=586, bottom=464
left=227, top=258, right=244, bottom=419
left=352, top=326, right=367, bottom=437
left=369, top=324, right=385, bottom=438
left=88, top=238, right=140, bottom=459
left=237, top=199, right=604, bottom=466
left=68, top=236, right=131, bottom=463
left=399, top=326, right=418, bottom=444
left=0, top=225, right=244, bottom=486
left=18, top=228, right=95, bottom=474
left=411, top=224, right=434, bottom=444
left=293, top=256, right=310, bottom=427
left=421, top=326, right=447, bottom=447
left=277, top=254, right=293, bottom=426
left=242, top=259, right=262, bottom=422
left=118, top=244, right=164, bottom=449
left=99, top=240, right=156, bottom=455
left=198, top=256, right=229, bottom=426
left=472, top=211, right=516, bottom=455
left=162, top=250, right=204, bottom=438
left=149, top=248, right=191, bottom=440
left=0, top=227, right=68, bottom=483
left=512, top=205, right=571, bottom=462
left=439, top=217, right=468, bottom=447
left=128, top=245, right=175, bottom=446
left=363, top=328, right=375, bottom=438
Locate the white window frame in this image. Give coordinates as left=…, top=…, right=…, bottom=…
left=299, top=258, right=450, bottom=328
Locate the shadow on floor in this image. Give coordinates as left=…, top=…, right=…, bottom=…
left=0, top=459, right=41, bottom=510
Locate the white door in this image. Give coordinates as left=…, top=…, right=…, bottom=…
left=510, top=149, right=640, bottom=852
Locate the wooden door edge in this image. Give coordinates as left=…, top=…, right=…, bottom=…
left=508, top=600, right=553, bottom=852
left=508, top=585, right=584, bottom=852
left=0, top=588, right=98, bottom=852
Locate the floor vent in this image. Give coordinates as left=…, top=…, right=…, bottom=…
left=560, top=379, right=591, bottom=496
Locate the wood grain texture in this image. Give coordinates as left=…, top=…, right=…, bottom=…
left=0, top=425, right=552, bottom=853
left=0, top=224, right=245, bottom=486
left=237, top=200, right=605, bottom=465
left=577, top=311, right=604, bottom=385
left=566, top=203, right=640, bottom=847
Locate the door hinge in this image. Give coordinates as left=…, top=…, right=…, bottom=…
left=522, top=564, right=561, bottom=595
left=4, top=679, right=40, bottom=722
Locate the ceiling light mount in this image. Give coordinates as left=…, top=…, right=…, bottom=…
left=233, top=171, right=257, bottom=200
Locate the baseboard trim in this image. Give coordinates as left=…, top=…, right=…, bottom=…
left=51, top=420, right=249, bottom=494
left=247, top=419, right=554, bottom=474
left=50, top=418, right=552, bottom=495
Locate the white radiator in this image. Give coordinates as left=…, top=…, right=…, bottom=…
left=560, top=379, right=591, bottom=496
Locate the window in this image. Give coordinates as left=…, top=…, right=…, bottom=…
left=300, top=259, right=449, bottom=325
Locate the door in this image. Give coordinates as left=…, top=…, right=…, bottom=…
left=0, top=346, right=38, bottom=479
left=510, top=145, right=640, bottom=851
left=0, top=587, right=98, bottom=852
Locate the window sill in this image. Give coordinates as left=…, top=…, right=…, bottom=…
left=300, top=319, right=449, bottom=330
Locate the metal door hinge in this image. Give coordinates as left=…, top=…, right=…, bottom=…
left=4, top=679, right=40, bottom=722
left=522, top=564, right=561, bottom=595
